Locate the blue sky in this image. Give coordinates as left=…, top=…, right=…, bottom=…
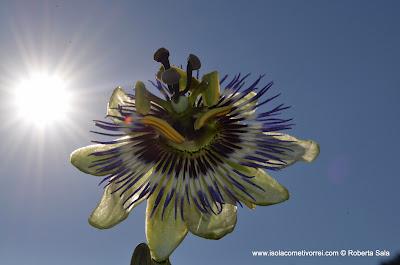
left=0, top=1, right=399, bottom=265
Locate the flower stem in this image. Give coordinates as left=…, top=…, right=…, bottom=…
left=130, top=243, right=172, bottom=265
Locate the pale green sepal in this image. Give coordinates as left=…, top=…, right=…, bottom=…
left=299, top=139, right=320, bottom=162
left=70, top=143, right=125, bottom=176
left=88, top=184, right=130, bottom=229
left=264, top=133, right=320, bottom=167
left=249, top=168, right=289, bottom=206
left=146, top=187, right=188, bottom=262
left=223, top=161, right=289, bottom=206
left=184, top=203, right=237, bottom=240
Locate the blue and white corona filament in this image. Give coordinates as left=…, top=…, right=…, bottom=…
left=70, top=48, right=320, bottom=263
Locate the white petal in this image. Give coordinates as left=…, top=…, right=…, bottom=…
left=107, top=87, right=133, bottom=123
left=264, top=132, right=320, bottom=168
left=220, top=162, right=289, bottom=206
left=89, top=169, right=153, bottom=229
left=124, top=168, right=154, bottom=212
left=233, top=91, right=257, bottom=108
left=233, top=91, right=257, bottom=116
left=184, top=203, right=237, bottom=240
left=70, top=143, right=125, bottom=176
left=146, top=186, right=188, bottom=262
left=88, top=184, right=129, bottom=229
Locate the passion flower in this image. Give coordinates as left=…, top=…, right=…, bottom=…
left=70, top=48, right=320, bottom=263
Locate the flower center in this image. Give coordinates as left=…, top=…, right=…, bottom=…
left=166, top=120, right=219, bottom=153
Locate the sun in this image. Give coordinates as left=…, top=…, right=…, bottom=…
left=14, top=73, right=71, bottom=127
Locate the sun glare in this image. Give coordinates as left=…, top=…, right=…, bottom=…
left=14, top=73, right=71, bottom=127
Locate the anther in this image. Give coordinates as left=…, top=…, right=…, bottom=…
left=188, top=54, right=201, bottom=70
left=153, top=48, right=171, bottom=70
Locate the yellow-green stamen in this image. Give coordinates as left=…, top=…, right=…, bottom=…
left=141, top=115, right=185, bottom=144
left=194, top=106, right=231, bottom=130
